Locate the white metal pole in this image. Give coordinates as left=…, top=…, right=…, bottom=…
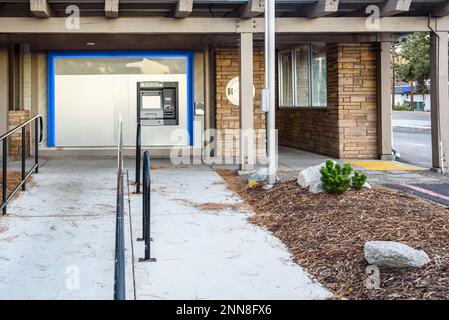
left=264, top=1, right=269, bottom=87
left=266, top=0, right=276, bottom=185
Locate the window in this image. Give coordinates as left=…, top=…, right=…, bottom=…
left=295, top=45, right=310, bottom=106
left=311, top=43, right=327, bottom=106
left=278, top=43, right=327, bottom=107
left=279, top=51, right=294, bottom=106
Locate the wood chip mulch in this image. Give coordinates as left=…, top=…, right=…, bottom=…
left=216, top=169, right=449, bottom=300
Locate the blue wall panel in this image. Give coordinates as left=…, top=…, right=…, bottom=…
left=47, top=50, right=194, bottom=147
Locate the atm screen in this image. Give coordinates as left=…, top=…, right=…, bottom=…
left=142, top=95, right=161, bottom=109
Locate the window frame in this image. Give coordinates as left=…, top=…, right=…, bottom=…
left=278, top=49, right=295, bottom=107
left=278, top=43, right=327, bottom=109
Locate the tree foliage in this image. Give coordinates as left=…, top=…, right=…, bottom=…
left=393, top=33, right=430, bottom=94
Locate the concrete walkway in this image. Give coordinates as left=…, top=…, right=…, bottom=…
left=131, top=163, right=330, bottom=299
left=0, top=158, right=331, bottom=300
left=276, top=146, right=449, bottom=185
left=278, top=146, right=334, bottom=171
left=0, top=158, right=131, bottom=299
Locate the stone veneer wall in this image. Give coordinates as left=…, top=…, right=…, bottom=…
left=276, top=43, right=378, bottom=159
left=214, top=47, right=266, bottom=158
left=215, top=43, right=378, bottom=160
left=336, top=43, right=378, bottom=159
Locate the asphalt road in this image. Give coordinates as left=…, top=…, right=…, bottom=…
left=390, top=112, right=449, bottom=205
left=393, top=111, right=432, bottom=168
left=393, top=129, right=432, bottom=168
left=387, top=183, right=449, bottom=206
left=392, top=110, right=431, bottom=125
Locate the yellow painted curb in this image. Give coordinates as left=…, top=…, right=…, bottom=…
left=348, top=161, right=425, bottom=171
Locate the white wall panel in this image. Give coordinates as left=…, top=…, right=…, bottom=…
left=55, top=75, right=118, bottom=146
left=54, top=73, right=188, bottom=147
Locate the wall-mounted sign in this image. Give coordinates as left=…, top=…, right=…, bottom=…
left=225, top=76, right=256, bottom=106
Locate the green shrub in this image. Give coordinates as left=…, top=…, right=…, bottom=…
left=352, top=171, right=368, bottom=190
left=320, top=160, right=353, bottom=194
left=320, top=160, right=369, bottom=194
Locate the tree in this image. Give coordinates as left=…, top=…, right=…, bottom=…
left=393, top=32, right=430, bottom=94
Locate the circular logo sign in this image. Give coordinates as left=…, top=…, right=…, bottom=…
left=225, top=77, right=256, bottom=106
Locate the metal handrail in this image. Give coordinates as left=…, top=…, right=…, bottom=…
left=140, top=151, right=156, bottom=262
left=114, top=118, right=126, bottom=300
left=1, top=115, right=43, bottom=214
left=0, top=115, right=43, bottom=142
left=135, top=123, right=141, bottom=193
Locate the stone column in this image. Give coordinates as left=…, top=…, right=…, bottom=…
left=430, top=32, right=449, bottom=172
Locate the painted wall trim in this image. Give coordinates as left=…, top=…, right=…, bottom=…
left=46, top=50, right=194, bottom=147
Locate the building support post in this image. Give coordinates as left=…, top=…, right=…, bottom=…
left=239, top=32, right=254, bottom=171
left=377, top=41, right=393, bottom=160
left=430, top=31, right=449, bottom=172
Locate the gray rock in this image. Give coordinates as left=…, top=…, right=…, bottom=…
left=297, top=162, right=331, bottom=189
left=247, top=168, right=268, bottom=182
left=247, top=168, right=278, bottom=183
left=297, top=162, right=338, bottom=193
left=309, top=181, right=324, bottom=193
left=364, top=241, right=430, bottom=268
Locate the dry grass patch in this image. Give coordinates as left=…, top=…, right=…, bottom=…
left=174, top=198, right=248, bottom=213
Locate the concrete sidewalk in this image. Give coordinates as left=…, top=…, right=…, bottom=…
left=0, top=157, right=331, bottom=300
left=130, top=163, right=330, bottom=300
left=0, top=158, right=127, bottom=299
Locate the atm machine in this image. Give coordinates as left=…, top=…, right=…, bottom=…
left=135, top=81, right=179, bottom=192
left=137, top=81, right=179, bottom=126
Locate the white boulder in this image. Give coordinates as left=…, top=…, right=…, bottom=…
left=364, top=241, right=430, bottom=268
left=247, top=168, right=278, bottom=183
left=297, top=162, right=338, bottom=192
left=247, top=168, right=267, bottom=182
left=309, top=181, right=324, bottom=193
left=297, top=162, right=329, bottom=189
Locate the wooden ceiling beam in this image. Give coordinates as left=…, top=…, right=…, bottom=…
left=240, top=0, right=264, bottom=18
left=381, top=0, right=412, bottom=17
left=105, top=0, right=119, bottom=18
left=29, top=0, right=54, bottom=18
left=174, top=0, right=193, bottom=18
left=306, top=0, right=340, bottom=18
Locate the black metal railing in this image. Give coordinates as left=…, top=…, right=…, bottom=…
left=138, top=151, right=156, bottom=262
left=114, top=119, right=126, bottom=300
left=135, top=123, right=141, bottom=194
left=0, top=115, right=43, bottom=215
